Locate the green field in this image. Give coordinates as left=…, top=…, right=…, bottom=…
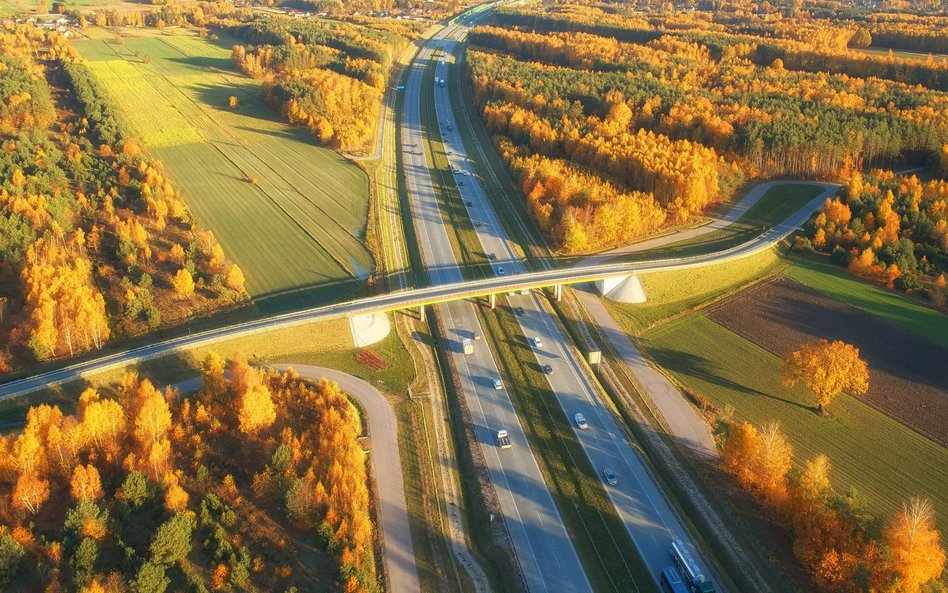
left=785, top=256, right=948, bottom=349
left=606, top=247, right=785, bottom=335
left=640, top=312, right=948, bottom=536
left=74, top=30, right=373, bottom=313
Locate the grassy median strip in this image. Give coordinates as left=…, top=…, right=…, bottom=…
left=419, top=48, right=492, bottom=281
left=477, top=298, right=651, bottom=593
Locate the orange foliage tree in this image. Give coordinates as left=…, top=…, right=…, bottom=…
left=782, top=339, right=869, bottom=414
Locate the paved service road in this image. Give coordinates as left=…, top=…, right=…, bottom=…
left=576, top=180, right=841, bottom=458
left=270, top=365, right=420, bottom=593
left=168, top=367, right=420, bottom=593
left=401, top=12, right=592, bottom=592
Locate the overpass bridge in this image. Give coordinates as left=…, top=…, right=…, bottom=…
left=0, top=213, right=801, bottom=401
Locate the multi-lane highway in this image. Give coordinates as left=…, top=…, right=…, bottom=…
left=400, top=11, right=592, bottom=592
left=427, top=12, right=721, bottom=589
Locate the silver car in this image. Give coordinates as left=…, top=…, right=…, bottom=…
left=602, top=467, right=617, bottom=486
left=574, top=413, right=588, bottom=429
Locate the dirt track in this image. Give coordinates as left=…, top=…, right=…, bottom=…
left=706, top=277, right=948, bottom=446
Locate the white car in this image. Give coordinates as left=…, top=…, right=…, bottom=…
left=492, top=378, right=503, bottom=390
left=574, top=413, right=588, bottom=430
left=530, top=336, right=542, bottom=348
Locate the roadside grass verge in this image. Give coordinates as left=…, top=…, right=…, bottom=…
left=639, top=312, right=948, bottom=537
left=606, top=247, right=786, bottom=335
left=479, top=299, right=651, bottom=593
left=75, top=30, right=371, bottom=312
left=783, top=255, right=948, bottom=348
left=452, top=43, right=553, bottom=268
left=637, top=184, right=825, bottom=259
left=0, top=315, right=415, bottom=425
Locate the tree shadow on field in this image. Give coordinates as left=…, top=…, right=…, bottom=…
left=165, top=54, right=236, bottom=73
left=646, top=346, right=811, bottom=411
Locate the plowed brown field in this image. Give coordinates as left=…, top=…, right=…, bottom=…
left=706, top=276, right=948, bottom=446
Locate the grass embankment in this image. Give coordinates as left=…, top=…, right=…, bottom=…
left=0, top=316, right=416, bottom=424
left=639, top=313, right=948, bottom=537
left=75, top=30, right=372, bottom=313
left=607, top=247, right=786, bottom=335
left=784, top=256, right=948, bottom=348
left=649, top=184, right=825, bottom=258
left=479, top=300, right=651, bottom=593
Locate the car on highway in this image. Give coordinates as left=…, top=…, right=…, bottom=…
left=515, top=306, right=525, bottom=316
left=466, top=200, right=473, bottom=206
left=459, top=181, right=464, bottom=186
left=489, top=252, right=496, bottom=260
left=447, top=125, right=453, bottom=131
left=530, top=336, right=543, bottom=348
left=492, top=378, right=504, bottom=390
left=574, top=413, right=588, bottom=429
left=602, top=467, right=618, bottom=486
left=542, top=364, right=553, bottom=375
left=474, top=221, right=482, bottom=228
left=497, top=266, right=505, bottom=275
left=496, top=429, right=511, bottom=449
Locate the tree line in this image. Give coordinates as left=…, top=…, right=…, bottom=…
left=722, top=418, right=945, bottom=592
left=0, top=355, right=376, bottom=592
left=228, top=17, right=412, bottom=152
left=799, top=170, right=947, bottom=302
left=0, top=25, right=246, bottom=373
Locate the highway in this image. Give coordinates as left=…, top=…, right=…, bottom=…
left=401, top=10, right=592, bottom=592
left=432, top=8, right=723, bottom=589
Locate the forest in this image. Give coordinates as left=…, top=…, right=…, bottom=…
left=228, top=17, right=414, bottom=151
left=0, top=355, right=375, bottom=593
left=722, top=419, right=945, bottom=593
left=0, top=25, right=247, bottom=374
left=465, top=3, right=947, bottom=295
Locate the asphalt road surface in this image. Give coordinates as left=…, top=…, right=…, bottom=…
left=431, top=15, right=722, bottom=589
left=166, top=367, right=420, bottom=593
left=401, top=15, right=592, bottom=593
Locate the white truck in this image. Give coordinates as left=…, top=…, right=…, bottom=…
left=496, top=429, right=512, bottom=449
left=462, top=338, right=474, bottom=354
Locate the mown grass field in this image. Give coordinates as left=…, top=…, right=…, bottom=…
left=74, top=29, right=373, bottom=313
left=606, top=247, right=786, bottom=335
left=639, top=312, right=948, bottom=537
left=784, top=256, right=948, bottom=349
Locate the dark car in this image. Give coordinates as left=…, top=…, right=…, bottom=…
left=515, top=306, right=525, bottom=316
left=542, top=364, right=553, bottom=375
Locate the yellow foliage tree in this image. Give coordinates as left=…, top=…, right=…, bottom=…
left=172, top=268, right=195, bottom=299
left=70, top=463, right=104, bottom=502
left=782, top=339, right=869, bottom=414
left=883, top=498, right=947, bottom=593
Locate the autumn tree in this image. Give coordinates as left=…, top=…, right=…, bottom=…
left=12, top=473, right=50, bottom=515
left=849, top=27, right=872, bottom=49
left=150, top=512, right=195, bottom=565
left=230, top=357, right=276, bottom=435
left=71, top=464, right=104, bottom=502
left=782, top=340, right=869, bottom=414
left=172, top=268, right=195, bottom=299
left=883, top=498, right=946, bottom=593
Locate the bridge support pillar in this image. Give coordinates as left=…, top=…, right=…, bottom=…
left=595, top=274, right=647, bottom=304
left=488, top=293, right=496, bottom=309
left=418, top=305, right=424, bottom=319
left=554, top=284, right=562, bottom=302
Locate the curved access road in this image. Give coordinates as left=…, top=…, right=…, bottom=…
left=165, top=366, right=419, bottom=593
left=270, top=365, right=420, bottom=593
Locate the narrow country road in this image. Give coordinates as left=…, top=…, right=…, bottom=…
left=171, top=366, right=421, bottom=593
left=269, top=365, right=420, bottom=593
